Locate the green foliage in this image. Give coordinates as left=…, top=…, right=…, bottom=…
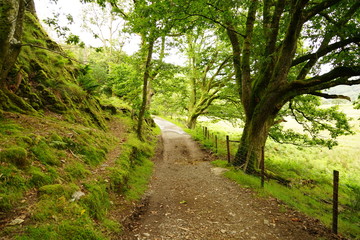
left=77, top=65, right=101, bottom=94
left=271, top=95, right=354, bottom=148
left=108, top=62, right=141, bottom=105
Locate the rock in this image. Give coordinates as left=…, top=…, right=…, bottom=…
left=220, top=229, right=227, bottom=234
left=9, top=218, right=24, bottom=225
left=264, top=219, right=270, bottom=226
left=70, top=191, right=85, bottom=202
left=143, top=233, right=150, bottom=237
left=211, top=167, right=229, bottom=176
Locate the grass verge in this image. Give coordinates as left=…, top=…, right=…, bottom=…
left=167, top=117, right=359, bottom=239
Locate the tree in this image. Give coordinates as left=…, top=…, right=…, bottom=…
left=180, top=30, right=234, bottom=129
left=81, top=2, right=125, bottom=57
left=177, top=0, right=360, bottom=173
left=109, top=0, right=190, bottom=140
left=0, top=0, right=26, bottom=89
left=82, top=0, right=169, bottom=140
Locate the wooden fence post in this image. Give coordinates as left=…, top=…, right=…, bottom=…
left=260, top=147, right=265, bottom=188
left=215, top=135, right=218, bottom=153
left=226, top=135, right=230, bottom=163
left=333, top=170, right=339, bottom=235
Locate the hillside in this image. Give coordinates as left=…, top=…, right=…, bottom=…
left=0, top=10, right=158, bottom=239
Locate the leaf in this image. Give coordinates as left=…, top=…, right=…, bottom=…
left=80, top=209, right=86, bottom=215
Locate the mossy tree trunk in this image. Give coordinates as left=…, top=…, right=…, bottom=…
left=0, top=0, right=26, bottom=89
left=232, top=90, right=283, bottom=172
left=221, top=0, right=360, bottom=174
left=137, top=38, right=155, bottom=141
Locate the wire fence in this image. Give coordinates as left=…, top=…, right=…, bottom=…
left=197, top=124, right=341, bottom=235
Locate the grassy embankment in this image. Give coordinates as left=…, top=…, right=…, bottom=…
left=165, top=106, right=360, bottom=239
left=0, top=10, right=159, bottom=239
left=0, top=98, right=159, bottom=240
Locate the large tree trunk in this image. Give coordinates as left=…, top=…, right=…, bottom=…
left=186, top=112, right=200, bottom=129
left=0, top=0, right=26, bottom=89
left=233, top=93, right=283, bottom=173
left=233, top=117, right=272, bottom=173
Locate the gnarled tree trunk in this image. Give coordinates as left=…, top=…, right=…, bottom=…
left=233, top=113, right=275, bottom=172
left=0, top=0, right=26, bottom=89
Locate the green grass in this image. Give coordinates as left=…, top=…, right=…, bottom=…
left=212, top=160, right=359, bottom=239
left=124, top=158, right=154, bottom=201
left=178, top=112, right=360, bottom=240
left=0, top=103, right=159, bottom=240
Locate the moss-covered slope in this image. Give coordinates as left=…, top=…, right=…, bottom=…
left=1, top=10, right=106, bottom=130
left=0, top=10, right=158, bottom=240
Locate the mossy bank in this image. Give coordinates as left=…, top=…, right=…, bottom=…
left=0, top=8, right=159, bottom=240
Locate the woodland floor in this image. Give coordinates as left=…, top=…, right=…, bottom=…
left=119, top=117, right=339, bottom=240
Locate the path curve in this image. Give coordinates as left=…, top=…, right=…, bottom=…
left=121, top=117, right=334, bottom=240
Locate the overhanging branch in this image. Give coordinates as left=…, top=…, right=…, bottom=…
left=291, top=66, right=360, bottom=89
left=309, top=92, right=351, bottom=101
left=292, top=37, right=360, bottom=66
left=185, top=13, right=246, bottom=38
left=304, top=0, right=341, bottom=21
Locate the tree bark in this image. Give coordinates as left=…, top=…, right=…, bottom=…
left=0, top=0, right=26, bottom=89
left=186, top=114, right=199, bottom=129
left=136, top=39, right=154, bottom=140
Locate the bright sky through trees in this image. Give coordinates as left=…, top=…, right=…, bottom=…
left=34, top=0, right=140, bottom=54
left=33, top=0, right=185, bottom=64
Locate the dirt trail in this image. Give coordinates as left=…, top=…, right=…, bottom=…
left=121, top=117, right=335, bottom=240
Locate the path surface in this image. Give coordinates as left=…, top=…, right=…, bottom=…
left=121, top=117, right=334, bottom=240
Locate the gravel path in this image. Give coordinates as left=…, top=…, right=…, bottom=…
left=121, top=117, right=335, bottom=240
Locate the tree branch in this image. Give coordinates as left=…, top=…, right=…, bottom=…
left=185, top=13, right=246, bottom=38
left=304, top=0, right=341, bottom=21
left=291, top=66, right=360, bottom=89
left=110, top=2, right=128, bottom=19
left=309, top=92, right=351, bottom=101
left=241, top=0, right=258, bottom=115
left=292, top=37, right=360, bottom=66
